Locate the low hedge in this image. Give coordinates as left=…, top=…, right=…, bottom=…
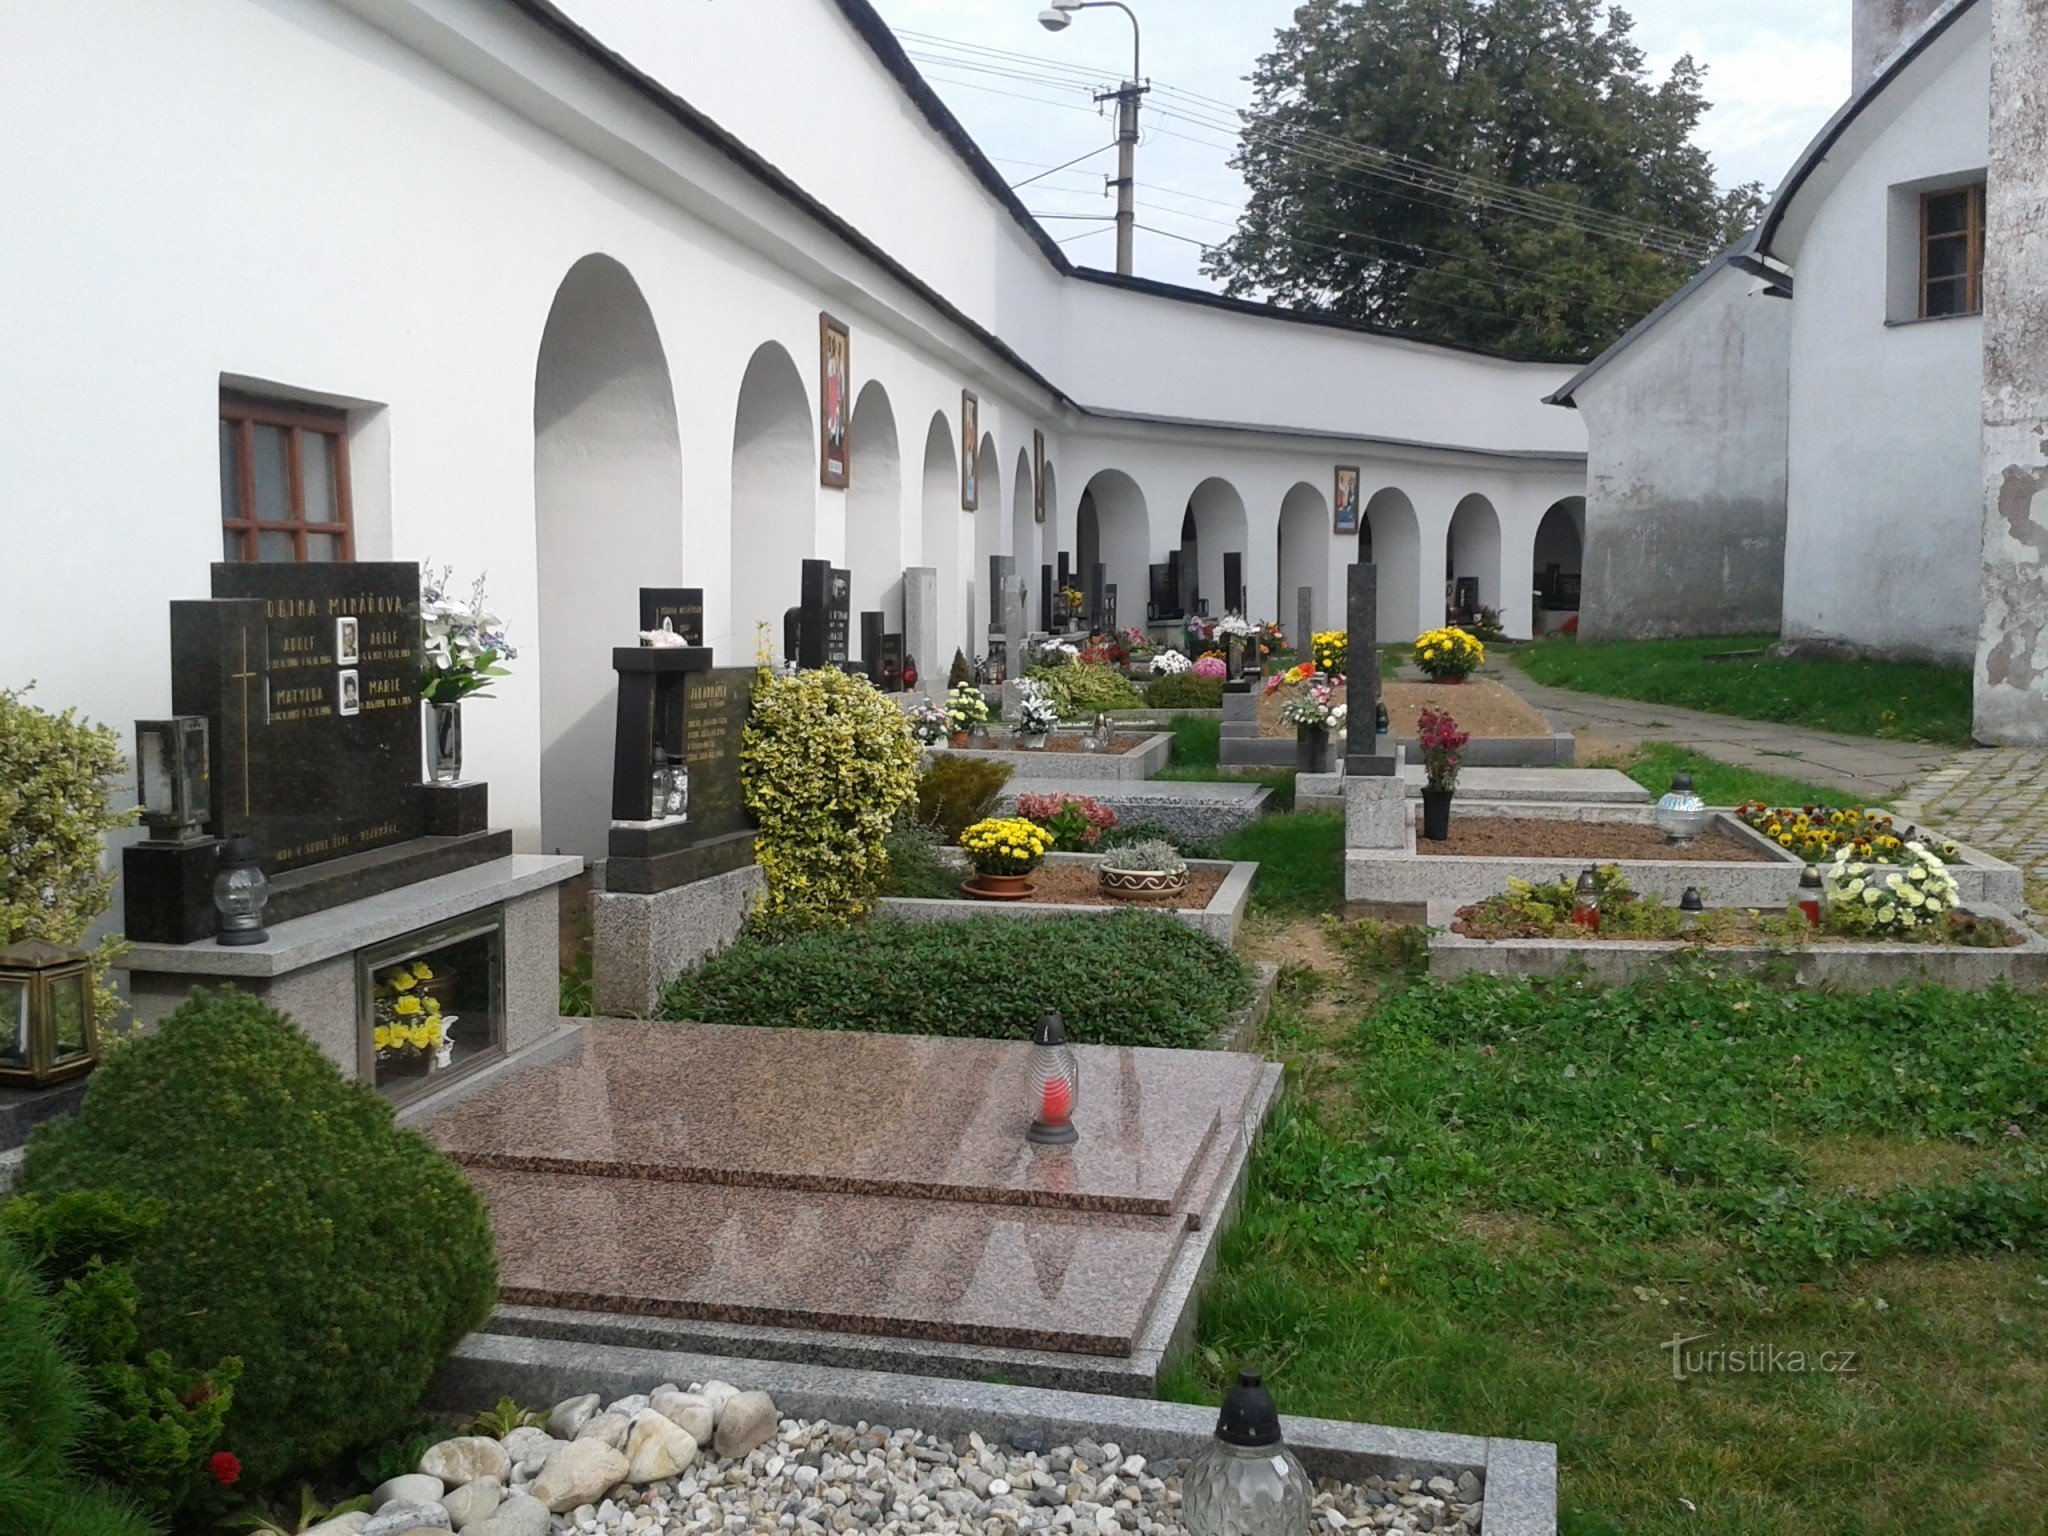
left=1144, top=673, right=1223, bottom=709
left=658, top=911, right=1252, bottom=1049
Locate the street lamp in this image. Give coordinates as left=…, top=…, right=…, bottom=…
left=1036, top=1, right=1145, bottom=277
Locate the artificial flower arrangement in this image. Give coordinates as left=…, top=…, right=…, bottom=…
left=1012, top=679, right=1060, bottom=738
left=1150, top=648, right=1192, bottom=676
left=1079, top=636, right=1126, bottom=666
left=1057, top=584, right=1087, bottom=613
left=1214, top=613, right=1258, bottom=641
left=1263, top=659, right=1328, bottom=696
left=1259, top=620, right=1287, bottom=654
left=373, top=959, right=451, bottom=1062
left=1417, top=706, right=1470, bottom=792
left=907, top=697, right=950, bottom=746
left=1017, top=792, right=1118, bottom=851
left=1280, top=678, right=1347, bottom=733
left=944, top=683, right=990, bottom=735
left=1191, top=655, right=1228, bottom=680
left=960, top=815, right=1054, bottom=876
left=1031, top=637, right=1080, bottom=668
left=1413, top=627, right=1484, bottom=681
left=1311, top=630, right=1348, bottom=673
left=1120, top=625, right=1157, bottom=659
left=418, top=566, right=517, bottom=705
left=1736, top=803, right=1959, bottom=866
left=1823, top=841, right=1959, bottom=934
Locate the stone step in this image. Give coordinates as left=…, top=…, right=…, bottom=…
left=1217, top=736, right=1299, bottom=768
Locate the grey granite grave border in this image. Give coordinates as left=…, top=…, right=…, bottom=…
left=934, top=732, right=1175, bottom=782
left=999, top=783, right=1274, bottom=843
left=427, top=1331, right=1555, bottom=1535
left=1426, top=899, right=2048, bottom=990
left=879, top=855, right=1256, bottom=943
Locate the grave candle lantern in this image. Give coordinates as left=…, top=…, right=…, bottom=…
left=135, top=716, right=209, bottom=842
left=1654, top=772, right=1710, bottom=845
left=211, top=837, right=271, bottom=947
left=1572, top=866, right=1601, bottom=932
left=1797, top=864, right=1824, bottom=927
left=1183, top=1370, right=1311, bottom=1536
left=1026, top=1009, right=1080, bottom=1145
left=0, top=938, right=99, bottom=1088
left=1679, top=887, right=1705, bottom=930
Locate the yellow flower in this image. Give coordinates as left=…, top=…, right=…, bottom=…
left=389, top=971, right=415, bottom=992
left=394, top=995, right=422, bottom=1016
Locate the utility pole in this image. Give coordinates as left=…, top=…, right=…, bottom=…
left=1039, top=1, right=1145, bottom=276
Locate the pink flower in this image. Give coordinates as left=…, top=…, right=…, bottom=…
left=1193, top=656, right=1227, bottom=679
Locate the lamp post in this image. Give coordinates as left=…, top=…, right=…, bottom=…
left=1038, top=1, right=1145, bottom=277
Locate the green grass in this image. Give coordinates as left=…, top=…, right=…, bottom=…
left=1171, top=956, right=2048, bottom=1535
left=1509, top=635, right=1973, bottom=746
left=1166, top=714, right=1221, bottom=767
left=1153, top=713, right=1299, bottom=807
left=1208, top=811, right=1344, bottom=915
left=1599, top=742, right=1873, bottom=810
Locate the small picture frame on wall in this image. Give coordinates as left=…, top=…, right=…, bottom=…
left=819, top=313, right=851, bottom=488
left=960, top=390, right=980, bottom=510
left=1333, top=465, right=1361, bottom=535
left=1033, top=429, right=1046, bottom=523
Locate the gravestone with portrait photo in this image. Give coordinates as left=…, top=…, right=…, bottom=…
left=797, top=559, right=852, bottom=671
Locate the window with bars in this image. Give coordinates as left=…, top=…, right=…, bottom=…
left=1920, top=183, right=1984, bottom=319
left=219, top=395, right=354, bottom=562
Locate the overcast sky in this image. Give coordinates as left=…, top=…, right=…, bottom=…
left=866, top=0, right=1853, bottom=287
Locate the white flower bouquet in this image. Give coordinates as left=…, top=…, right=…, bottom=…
left=1214, top=613, right=1258, bottom=640
left=1824, top=841, right=1959, bottom=933
left=1012, top=679, right=1059, bottom=737
left=1150, top=649, right=1192, bottom=676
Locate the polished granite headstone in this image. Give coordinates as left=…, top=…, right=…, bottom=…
left=1346, top=561, right=1395, bottom=778
left=1147, top=562, right=1173, bottom=621
left=638, top=588, right=704, bottom=647
left=1102, top=583, right=1117, bottom=632
left=798, top=560, right=852, bottom=671
left=606, top=667, right=756, bottom=893
left=416, top=1021, right=1272, bottom=1357
left=1223, top=552, right=1243, bottom=617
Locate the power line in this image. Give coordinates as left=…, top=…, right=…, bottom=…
left=1007, top=142, right=1118, bottom=191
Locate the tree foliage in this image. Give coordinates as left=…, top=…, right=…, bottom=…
left=1204, top=0, right=1765, bottom=357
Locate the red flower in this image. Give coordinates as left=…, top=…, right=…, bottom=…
left=209, top=1451, right=241, bottom=1487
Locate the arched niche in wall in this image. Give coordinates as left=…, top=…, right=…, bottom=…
left=1010, top=447, right=1037, bottom=628
left=1532, top=495, right=1585, bottom=632
left=1077, top=470, right=1148, bottom=624
left=728, top=341, right=814, bottom=660
left=845, top=380, right=902, bottom=627
left=919, top=410, right=962, bottom=668
left=971, top=432, right=1002, bottom=645
left=1446, top=493, right=1503, bottom=623
left=1276, top=481, right=1328, bottom=635
left=1188, top=476, right=1249, bottom=617
left=1362, top=486, right=1422, bottom=642
left=533, top=253, right=683, bottom=860
left=1040, top=460, right=1059, bottom=592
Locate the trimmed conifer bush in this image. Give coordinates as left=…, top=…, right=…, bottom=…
left=18, top=988, right=496, bottom=1487
left=1143, top=673, right=1224, bottom=709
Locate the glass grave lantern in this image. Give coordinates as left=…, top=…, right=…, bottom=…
left=1571, top=866, right=1601, bottom=932
left=1026, top=1009, right=1081, bottom=1145
left=135, top=716, right=210, bottom=842
left=1797, top=864, right=1825, bottom=927
left=1183, top=1370, right=1312, bottom=1536
left=0, top=939, right=99, bottom=1088
left=1654, top=772, right=1711, bottom=845
left=650, top=749, right=690, bottom=823
left=1679, top=887, right=1705, bottom=931
left=212, top=836, right=271, bottom=946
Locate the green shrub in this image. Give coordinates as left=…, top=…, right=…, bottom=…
left=1096, top=821, right=1193, bottom=853
left=1030, top=661, right=1142, bottom=717
left=18, top=988, right=497, bottom=1488
left=742, top=668, right=922, bottom=933
left=1143, top=673, right=1223, bottom=710
left=914, top=755, right=1012, bottom=841
left=658, top=912, right=1253, bottom=1049
left=880, top=819, right=961, bottom=900
left=0, top=1232, right=159, bottom=1536
left=0, top=685, right=135, bottom=1021
left=0, top=1191, right=239, bottom=1520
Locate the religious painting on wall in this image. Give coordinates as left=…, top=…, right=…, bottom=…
left=960, top=390, right=979, bottom=510
left=1333, top=465, right=1361, bottom=536
left=819, top=312, right=850, bottom=488
left=1033, top=429, right=1047, bottom=523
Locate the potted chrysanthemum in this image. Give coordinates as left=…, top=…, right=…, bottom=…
left=944, top=682, right=990, bottom=747
left=959, top=815, right=1053, bottom=899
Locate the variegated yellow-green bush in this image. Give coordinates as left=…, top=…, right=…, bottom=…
left=741, top=667, right=920, bottom=933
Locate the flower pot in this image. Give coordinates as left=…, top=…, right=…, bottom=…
left=1294, top=724, right=1330, bottom=774
left=378, top=1049, right=433, bottom=1079
left=426, top=700, right=463, bottom=784
left=1421, top=788, right=1455, bottom=842
left=1421, top=675, right=1468, bottom=686
left=1020, top=731, right=1050, bottom=750
left=949, top=730, right=971, bottom=748
left=961, top=873, right=1037, bottom=901
left=1099, top=867, right=1188, bottom=902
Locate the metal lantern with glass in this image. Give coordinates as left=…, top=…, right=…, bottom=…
left=1679, top=887, right=1705, bottom=930
left=135, top=716, right=210, bottom=841
left=1797, top=864, right=1824, bottom=926
left=1026, top=1009, right=1081, bottom=1145
left=1182, top=1370, right=1311, bottom=1536
left=1654, top=772, right=1711, bottom=845
left=211, top=836, right=271, bottom=946
left=0, top=939, right=99, bottom=1088
left=1571, top=866, right=1601, bottom=932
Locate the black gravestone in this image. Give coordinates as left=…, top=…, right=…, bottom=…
left=606, top=663, right=757, bottom=892
left=1102, top=583, right=1117, bottom=631
left=1345, top=562, right=1394, bottom=777
left=1039, top=565, right=1053, bottom=631
left=783, top=606, right=803, bottom=665
left=639, top=588, right=704, bottom=646
left=879, top=632, right=904, bottom=692
left=1168, top=550, right=1189, bottom=615
left=175, top=562, right=424, bottom=874
left=799, top=560, right=852, bottom=669
left=1223, top=552, right=1244, bottom=616
left=860, top=611, right=884, bottom=681
left=1147, top=563, right=1174, bottom=621
left=1057, top=551, right=1071, bottom=591
left=1087, top=562, right=1105, bottom=629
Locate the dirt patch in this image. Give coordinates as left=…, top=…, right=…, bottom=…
left=1415, top=816, right=1771, bottom=862
left=1804, top=1139, right=1995, bottom=1195
left=1254, top=676, right=1553, bottom=741
left=958, top=862, right=1226, bottom=908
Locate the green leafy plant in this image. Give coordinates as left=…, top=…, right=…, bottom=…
left=559, top=950, right=594, bottom=1017
left=1029, top=660, right=1142, bottom=716
left=742, top=668, right=922, bottom=934
left=1143, top=673, right=1224, bottom=710
left=914, top=755, right=1013, bottom=841
left=227, top=1484, right=373, bottom=1535
left=0, top=684, right=134, bottom=1022
left=0, top=1190, right=240, bottom=1520
left=470, top=1396, right=544, bottom=1438
left=18, top=988, right=497, bottom=1488
left=1099, top=839, right=1187, bottom=876
left=1096, top=821, right=1192, bottom=853
left=659, top=911, right=1253, bottom=1049
left=880, top=819, right=961, bottom=900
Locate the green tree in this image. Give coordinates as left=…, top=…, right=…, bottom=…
left=1204, top=0, right=1764, bottom=357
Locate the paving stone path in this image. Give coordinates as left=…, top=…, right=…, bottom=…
left=1893, top=749, right=2048, bottom=901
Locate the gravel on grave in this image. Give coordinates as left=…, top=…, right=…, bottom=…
left=967, top=865, right=1226, bottom=907
left=1415, top=815, right=1770, bottom=862
left=955, top=734, right=1150, bottom=754
left=335, top=1383, right=1486, bottom=1536
left=1254, top=678, right=1550, bottom=742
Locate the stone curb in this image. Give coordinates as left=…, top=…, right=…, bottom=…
left=879, top=857, right=1257, bottom=944
left=426, top=1337, right=1556, bottom=1535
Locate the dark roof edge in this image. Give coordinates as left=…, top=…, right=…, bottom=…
left=1079, top=402, right=1588, bottom=462
left=1543, top=232, right=1757, bottom=407
left=1067, top=269, right=1587, bottom=367
left=1755, top=0, right=1982, bottom=258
